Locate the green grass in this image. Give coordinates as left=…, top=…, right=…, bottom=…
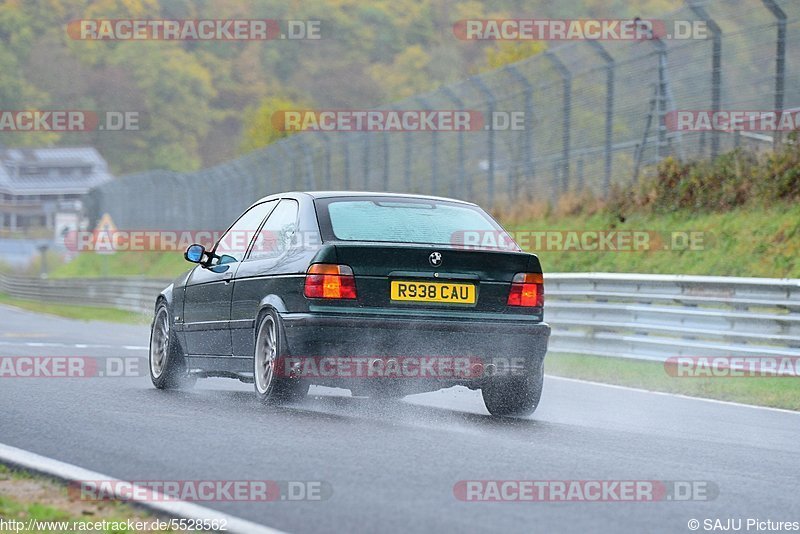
left=0, top=464, right=184, bottom=534
left=510, top=203, right=800, bottom=278
left=0, top=293, right=148, bottom=324
left=51, top=251, right=188, bottom=279
left=45, top=203, right=800, bottom=279
left=547, top=353, right=800, bottom=411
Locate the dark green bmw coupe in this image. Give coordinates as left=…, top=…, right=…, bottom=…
left=149, top=192, right=550, bottom=416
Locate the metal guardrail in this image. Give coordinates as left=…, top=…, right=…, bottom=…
left=0, top=273, right=167, bottom=314
left=546, top=273, right=800, bottom=362
left=1, top=272, right=799, bottom=362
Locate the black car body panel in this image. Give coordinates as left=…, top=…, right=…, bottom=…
left=160, top=191, right=550, bottom=393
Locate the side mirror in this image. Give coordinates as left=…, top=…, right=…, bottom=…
left=184, top=244, right=205, bottom=264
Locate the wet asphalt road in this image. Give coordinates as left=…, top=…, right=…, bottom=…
left=1, top=304, right=798, bottom=533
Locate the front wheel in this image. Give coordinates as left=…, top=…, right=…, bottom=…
left=254, top=310, right=309, bottom=404
left=149, top=304, right=196, bottom=390
left=481, top=360, right=544, bottom=417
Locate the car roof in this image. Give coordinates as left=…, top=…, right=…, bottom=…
left=255, top=191, right=478, bottom=206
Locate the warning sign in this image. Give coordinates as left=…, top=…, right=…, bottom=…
left=94, top=213, right=117, bottom=255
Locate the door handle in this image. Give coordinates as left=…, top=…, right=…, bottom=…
left=223, top=272, right=233, bottom=284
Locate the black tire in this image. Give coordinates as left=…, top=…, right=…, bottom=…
left=481, top=360, right=544, bottom=417
left=149, top=303, right=196, bottom=390
left=253, top=310, right=309, bottom=404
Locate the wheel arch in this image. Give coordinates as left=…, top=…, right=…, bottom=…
left=152, top=287, right=189, bottom=360
left=254, top=295, right=290, bottom=352
left=155, top=283, right=174, bottom=314
left=258, top=294, right=288, bottom=315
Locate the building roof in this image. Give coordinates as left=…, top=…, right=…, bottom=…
left=0, top=147, right=113, bottom=196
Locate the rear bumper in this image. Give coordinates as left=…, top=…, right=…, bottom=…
left=281, top=311, right=550, bottom=361
left=279, top=312, right=549, bottom=393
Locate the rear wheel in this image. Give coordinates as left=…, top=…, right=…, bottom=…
left=149, top=304, right=196, bottom=390
left=254, top=310, right=309, bottom=404
left=481, top=360, right=543, bottom=417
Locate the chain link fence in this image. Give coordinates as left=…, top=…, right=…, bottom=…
left=86, top=0, right=800, bottom=231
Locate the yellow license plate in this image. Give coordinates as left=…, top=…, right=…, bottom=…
left=390, top=281, right=476, bottom=304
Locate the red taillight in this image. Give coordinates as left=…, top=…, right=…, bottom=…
left=304, top=264, right=357, bottom=299
left=507, top=273, right=544, bottom=307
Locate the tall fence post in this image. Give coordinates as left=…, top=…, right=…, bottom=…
left=362, top=132, right=370, bottom=189
left=688, top=2, right=721, bottom=159
left=762, top=0, right=787, bottom=149
left=296, top=137, right=315, bottom=190
left=655, top=39, right=668, bottom=160
left=470, top=76, right=496, bottom=206
left=440, top=86, right=467, bottom=199
left=381, top=131, right=390, bottom=191
left=276, top=142, right=292, bottom=190
left=544, top=51, right=572, bottom=194
left=505, top=64, right=534, bottom=198
left=342, top=137, right=351, bottom=189
left=266, top=153, right=278, bottom=196
left=587, top=41, right=615, bottom=196
left=415, top=96, right=437, bottom=195
left=319, top=134, right=332, bottom=189
left=403, top=120, right=412, bottom=192
left=382, top=107, right=393, bottom=191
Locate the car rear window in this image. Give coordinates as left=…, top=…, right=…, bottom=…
left=320, top=197, right=506, bottom=246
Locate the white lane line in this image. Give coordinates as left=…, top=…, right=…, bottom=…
left=546, top=375, right=800, bottom=416
left=0, top=341, right=68, bottom=348
left=0, top=443, right=288, bottom=534
left=0, top=341, right=148, bottom=350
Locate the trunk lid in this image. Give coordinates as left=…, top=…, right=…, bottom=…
left=332, top=242, right=540, bottom=312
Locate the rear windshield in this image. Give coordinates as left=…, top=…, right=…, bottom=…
left=317, top=196, right=515, bottom=248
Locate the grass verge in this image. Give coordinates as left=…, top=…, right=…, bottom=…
left=546, top=353, right=800, bottom=411
left=45, top=202, right=800, bottom=280
left=509, top=203, right=800, bottom=278
left=0, top=464, right=189, bottom=533
left=0, top=293, right=147, bottom=324
left=50, top=252, right=187, bottom=279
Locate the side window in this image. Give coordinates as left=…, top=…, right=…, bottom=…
left=214, top=200, right=277, bottom=264
left=248, top=199, right=299, bottom=261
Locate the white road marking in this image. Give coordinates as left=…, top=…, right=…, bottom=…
left=0, top=442, right=288, bottom=534
left=0, top=340, right=147, bottom=351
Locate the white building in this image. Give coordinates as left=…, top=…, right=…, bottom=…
left=0, top=147, right=113, bottom=232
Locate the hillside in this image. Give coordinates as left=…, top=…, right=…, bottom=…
left=1, top=0, right=679, bottom=174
